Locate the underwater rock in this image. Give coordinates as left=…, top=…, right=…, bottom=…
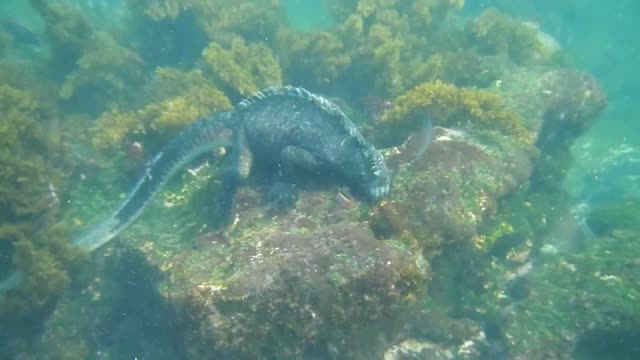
left=382, top=80, right=533, bottom=145
left=378, top=126, right=534, bottom=253
left=536, top=69, right=608, bottom=148
left=586, top=200, right=640, bottom=237
left=27, top=184, right=427, bottom=359
left=466, top=8, right=560, bottom=65
left=492, top=67, right=606, bottom=194
left=497, top=231, right=640, bottom=359
left=384, top=305, right=508, bottom=360
left=178, top=220, right=428, bottom=359
left=495, top=68, right=607, bottom=148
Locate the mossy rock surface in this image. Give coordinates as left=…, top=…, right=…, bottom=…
left=376, top=127, right=534, bottom=254
left=500, top=232, right=640, bottom=358
left=34, top=182, right=427, bottom=359
left=180, top=221, right=428, bottom=359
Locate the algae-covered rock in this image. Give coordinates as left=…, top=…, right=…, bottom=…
left=384, top=339, right=454, bottom=360
left=383, top=81, right=533, bottom=145
left=424, top=68, right=612, bottom=360
left=495, top=68, right=607, bottom=147
left=134, top=0, right=196, bottom=21
left=467, top=8, right=556, bottom=65
left=31, top=184, right=428, bottom=359
left=179, top=219, right=428, bottom=359
left=371, top=76, right=544, bottom=254
left=416, top=50, right=502, bottom=88
left=536, top=69, right=608, bottom=148
left=382, top=304, right=503, bottom=360
left=500, top=232, right=640, bottom=359
left=377, top=127, right=534, bottom=253
left=489, top=68, right=606, bottom=194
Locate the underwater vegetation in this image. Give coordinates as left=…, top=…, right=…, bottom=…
left=382, top=80, right=532, bottom=145
left=91, top=68, right=232, bottom=152
left=201, top=35, right=282, bottom=98
left=58, top=32, right=146, bottom=115
left=30, top=0, right=95, bottom=78
left=275, top=30, right=351, bottom=89
left=466, top=8, right=558, bottom=64
left=0, top=84, right=82, bottom=320
left=0, top=0, right=624, bottom=359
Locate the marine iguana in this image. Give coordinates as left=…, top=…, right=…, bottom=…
left=0, top=85, right=394, bottom=292
left=74, top=85, right=391, bottom=251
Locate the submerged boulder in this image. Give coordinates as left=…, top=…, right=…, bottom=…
left=179, top=219, right=428, bottom=359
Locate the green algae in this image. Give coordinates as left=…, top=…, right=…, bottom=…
left=467, top=8, right=551, bottom=65
left=0, top=85, right=81, bottom=318
left=201, top=36, right=282, bottom=98
left=383, top=81, right=533, bottom=145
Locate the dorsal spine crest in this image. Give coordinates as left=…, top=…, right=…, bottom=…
left=237, top=86, right=368, bottom=149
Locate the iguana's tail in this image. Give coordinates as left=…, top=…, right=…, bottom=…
left=73, top=112, right=235, bottom=252
left=0, top=112, right=235, bottom=294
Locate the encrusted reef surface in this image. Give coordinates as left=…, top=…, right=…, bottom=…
left=180, top=221, right=427, bottom=359
left=0, top=1, right=624, bottom=359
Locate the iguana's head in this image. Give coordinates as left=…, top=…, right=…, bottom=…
left=343, top=145, right=391, bottom=202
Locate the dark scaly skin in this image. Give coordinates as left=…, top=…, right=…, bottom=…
left=227, top=86, right=391, bottom=206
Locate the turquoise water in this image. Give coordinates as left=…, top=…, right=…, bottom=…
left=0, top=1, right=638, bottom=359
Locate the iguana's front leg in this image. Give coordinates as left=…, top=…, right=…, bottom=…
left=216, top=128, right=252, bottom=217
left=265, top=145, right=321, bottom=211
